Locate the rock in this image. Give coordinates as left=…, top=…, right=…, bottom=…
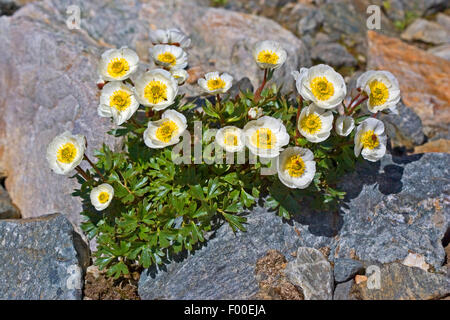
left=437, top=13, right=450, bottom=30
left=400, top=0, right=450, bottom=17
left=226, top=77, right=254, bottom=99
left=401, top=18, right=450, bottom=45
left=355, top=275, right=368, bottom=284
left=332, top=153, right=450, bottom=270
left=402, top=252, right=430, bottom=271
left=333, top=279, right=358, bottom=300
left=284, top=247, right=334, bottom=300
left=311, top=42, right=357, bottom=68
left=414, top=139, right=450, bottom=154
left=379, top=100, right=426, bottom=150
left=254, top=250, right=304, bottom=300
left=427, top=44, right=450, bottom=61
left=139, top=153, right=449, bottom=298
left=0, top=213, right=89, bottom=300
left=0, top=0, right=310, bottom=229
left=354, top=263, right=450, bottom=300
left=297, top=8, right=324, bottom=37
left=333, top=258, right=364, bottom=283
left=138, top=206, right=306, bottom=300
left=0, top=185, right=20, bottom=219
left=320, top=0, right=396, bottom=55
left=0, top=0, right=20, bottom=16
left=367, top=30, right=450, bottom=140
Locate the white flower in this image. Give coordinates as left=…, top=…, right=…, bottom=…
left=354, top=118, right=387, bottom=162
left=149, top=28, right=191, bottom=48
left=248, top=107, right=263, bottom=119
left=134, top=69, right=178, bottom=111
left=150, top=44, right=188, bottom=71
left=46, top=131, right=86, bottom=175
left=171, top=69, right=189, bottom=85
left=198, top=72, right=233, bottom=95
left=335, top=115, right=355, bottom=137
left=356, top=70, right=401, bottom=113
left=298, top=103, right=334, bottom=143
left=253, top=40, right=287, bottom=70
left=98, top=82, right=140, bottom=125
left=98, top=47, right=139, bottom=81
left=243, top=116, right=290, bottom=158
left=90, top=183, right=114, bottom=211
left=277, top=147, right=316, bottom=189
left=216, top=126, right=245, bottom=153
left=292, top=64, right=347, bottom=109
left=144, top=109, right=187, bottom=148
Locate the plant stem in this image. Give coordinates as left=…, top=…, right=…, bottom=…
left=295, top=95, right=303, bottom=145
left=130, top=118, right=142, bottom=128
left=348, top=95, right=368, bottom=115
left=83, top=154, right=106, bottom=182
left=254, top=69, right=268, bottom=103
left=75, top=166, right=91, bottom=181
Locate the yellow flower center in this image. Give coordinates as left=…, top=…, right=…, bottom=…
left=251, top=128, right=276, bottom=149
left=369, top=80, right=389, bottom=106
left=57, top=142, right=77, bottom=164
left=361, top=130, right=379, bottom=150
left=300, top=114, right=322, bottom=134
left=157, top=52, right=176, bottom=66
left=98, top=192, right=110, bottom=204
left=285, top=155, right=306, bottom=178
left=110, top=90, right=131, bottom=112
left=107, top=57, right=130, bottom=78
left=206, top=77, right=226, bottom=91
left=257, top=50, right=279, bottom=65
left=144, top=81, right=168, bottom=104
left=310, top=76, right=334, bottom=101
left=224, top=132, right=238, bottom=146
left=155, top=120, right=179, bottom=143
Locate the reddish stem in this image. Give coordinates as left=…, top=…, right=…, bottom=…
left=254, top=69, right=268, bottom=103
left=83, top=154, right=106, bottom=182
left=75, top=166, right=91, bottom=181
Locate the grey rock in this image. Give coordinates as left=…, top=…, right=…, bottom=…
left=284, top=247, right=334, bottom=300
left=379, top=100, right=426, bottom=149
left=0, top=185, right=20, bottom=219
left=311, top=42, right=357, bottom=68
left=332, top=153, right=450, bottom=270
left=138, top=153, right=449, bottom=299
left=0, top=0, right=309, bottom=230
left=400, top=0, right=450, bottom=16
left=401, top=18, right=450, bottom=45
left=227, top=77, right=254, bottom=99
left=428, top=44, right=450, bottom=61
left=0, top=213, right=89, bottom=300
left=334, top=258, right=364, bottom=283
left=437, top=13, right=450, bottom=30
left=333, top=279, right=357, bottom=300
left=297, top=8, right=323, bottom=37
left=355, top=263, right=450, bottom=300
left=138, top=206, right=306, bottom=300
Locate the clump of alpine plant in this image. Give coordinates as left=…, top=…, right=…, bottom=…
left=46, top=29, right=401, bottom=278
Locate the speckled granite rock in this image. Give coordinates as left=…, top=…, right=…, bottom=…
left=139, top=207, right=308, bottom=300
left=379, top=100, right=426, bottom=150
left=331, top=153, right=450, bottom=269
left=333, top=258, right=364, bottom=283
left=0, top=185, right=20, bottom=219
left=354, top=263, right=450, bottom=300
left=0, top=213, right=89, bottom=300
left=0, top=0, right=309, bottom=229
left=284, top=247, right=334, bottom=300
left=139, top=153, right=449, bottom=299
